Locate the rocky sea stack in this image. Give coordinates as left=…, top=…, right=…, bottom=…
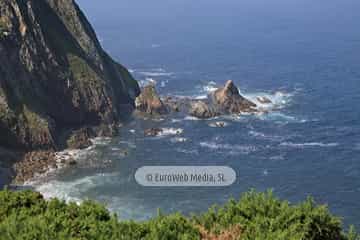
left=189, top=80, right=258, bottom=119
left=212, top=80, right=257, bottom=114
left=135, top=84, right=168, bottom=115
left=0, top=0, right=140, bottom=183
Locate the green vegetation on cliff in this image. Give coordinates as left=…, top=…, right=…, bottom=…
left=0, top=190, right=358, bottom=240
left=0, top=0, right=140, bottom=150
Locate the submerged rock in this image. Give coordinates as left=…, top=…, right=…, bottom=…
left=144, top=128, right=163, bottom=137
left=136, top=85, right=169, bottom=115
left=189, top=101, right=219, bottom=119
left=212, top=80, right=257, bottom=114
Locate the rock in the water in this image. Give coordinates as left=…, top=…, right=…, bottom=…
left=135, top=85, right=168, bottom=115
left=66, top=128, right=93, bottom=150
left=163, top=97, right=181, bottom=112
left=209, top=121, right=228, bottom=128
left=189, top=101, right=219, bottom=119
left=212, top=80, right=257, bottom=114
left=144, top=128, right=163, bottom=137
left=257, top=96, right=272, bottom=104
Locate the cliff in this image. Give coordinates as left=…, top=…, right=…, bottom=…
left=0, top=0, right=140, bottom=151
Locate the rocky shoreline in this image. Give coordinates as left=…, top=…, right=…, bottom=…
left=0, top=0, right=275, bottom=187
left=0, top=0, right=139, bottom=187
left=8, top=123, right=123, bottom=185
left=8, top=80, right=275, bottom=185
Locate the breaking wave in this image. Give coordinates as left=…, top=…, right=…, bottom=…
left=199, top=141, right=257, bottom=154
left=158, top=128, right=184, bottom=137
left=33, top=173, right=119, bottom=204
left=170, top=137, right=188, bottom=143
left=248, top=130, right=284, bottom=141
left=280, top=142, right=339, bottom=148
left=138, top=68, right=174, bottom=77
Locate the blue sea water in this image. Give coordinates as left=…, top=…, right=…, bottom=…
left=32, top=0, right=360, bottom=227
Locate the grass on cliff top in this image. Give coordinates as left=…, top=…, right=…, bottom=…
left=0, top=189, right=359, bottom=240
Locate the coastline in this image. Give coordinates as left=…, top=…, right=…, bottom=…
left=2, top=123, right=124, bottom=188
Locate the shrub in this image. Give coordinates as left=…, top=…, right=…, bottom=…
left=0, top=189, right=358, bottom=240
left=194, top=190, right=358, bottom=240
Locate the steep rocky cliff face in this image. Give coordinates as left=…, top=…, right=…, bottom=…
left=0, top=0, right=140, bottom=150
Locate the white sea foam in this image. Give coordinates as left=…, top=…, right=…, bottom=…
left=139, top=78, right=157, bottom=87
left=248, top=130, right=284, bottom=141
left=280, top=142, right=339, bottom=148
left=200, top=142, right=257, bottom=154
left=208, top=121, right=229, bottom=128
left=184, top=116, right=201, bottom=121
left=243, top=90, right=292, bottom=112
left=160, top=80, right=168, bottom=88
left=146, top=77, right=157, bottom=84
left=171, top=118, right=183, bottom=123
left=157, top=128, right=184, bottom=136
left=194, top=95, right=208, bottom=100
left=33, top=173, right=117, bottom=204
left=256, top=112, right=306, bottom=124
left=170, top=137, right=188, bottom=143
left=202, top=81, right=218, bottom=93
left=190, top=81, right=218, bottom=99
left=138, top=69, right=174, bottom=77
left=175, top=148, right=199, bottom=155
left=91, top=137, right=112, bottom=145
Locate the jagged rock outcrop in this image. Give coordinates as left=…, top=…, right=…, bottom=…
left=188, top=81, right=257, bottom=118
left=189, top=101, right=219, bottom=119
left=212, top=80, right=257, bottom=114
left=135, top=85, right=168, bottom=115
left=65, top=127, right=93, bottom=150
left=0, top=0, right=140, bottom=151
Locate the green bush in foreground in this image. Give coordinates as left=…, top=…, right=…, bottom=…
left=0, top=189, right=358, bottom=240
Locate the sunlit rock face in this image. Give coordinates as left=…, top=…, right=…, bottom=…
left=0, top=0, right=140, bottom=150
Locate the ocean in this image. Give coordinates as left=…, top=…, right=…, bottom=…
left=29, top=0, right=360, bottom=227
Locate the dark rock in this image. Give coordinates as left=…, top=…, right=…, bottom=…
left=0, top=147, right=19, bottom=187
left=0, top=0, right=139, bottom=150
left=163, top=97, right=181, bottom=112
left=66, top=128, right=93, bottom=149
left=212, top=80, right=257, bottom=114
left=94, top=124, right=118, bottom=137
left=135, top=85, right=168, bottom=115
left=13, top=151, right=56, bottom=183
left=189, top=101, right=219, bottom=119
left=144, top=128, right=163, bottom=137
left=67, top=159, right=77, bottom=166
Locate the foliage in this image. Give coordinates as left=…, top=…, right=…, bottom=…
left=0, top=189, right=358, bottom=240
left=194, top=190, right=359, bottom=240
